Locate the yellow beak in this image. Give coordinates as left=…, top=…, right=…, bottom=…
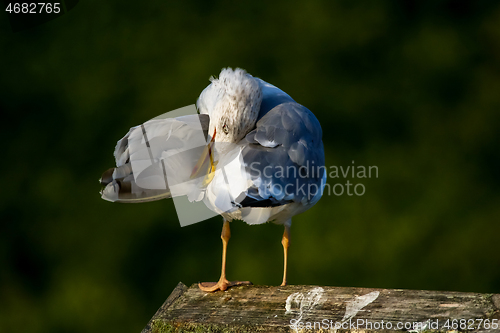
left=190, top=129, right=217, bottom=185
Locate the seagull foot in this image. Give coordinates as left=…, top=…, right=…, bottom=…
left=198, top=279, right=252, bottom=292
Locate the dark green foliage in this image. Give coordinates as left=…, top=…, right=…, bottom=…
left=1, top=1, right=499, bottom=332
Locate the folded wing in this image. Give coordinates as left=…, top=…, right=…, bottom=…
left=204, top=102, right=326, bottom=224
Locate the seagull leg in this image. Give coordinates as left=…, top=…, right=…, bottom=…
left=280, top=223, right=291, bottom=286
left=199, top=219, right=252, bottom=292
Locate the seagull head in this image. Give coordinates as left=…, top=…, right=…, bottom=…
left=191, top=68, right=263, bottom=182
left=198, top=68, right=262, bottom=144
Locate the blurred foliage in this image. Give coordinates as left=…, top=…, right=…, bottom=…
left=1, top=0, right=500, bottom=332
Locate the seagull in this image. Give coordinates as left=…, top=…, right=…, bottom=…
left=100, top=68, right=326, bottom=292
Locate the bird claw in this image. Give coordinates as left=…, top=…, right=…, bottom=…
left=198, top=279, right=252, bottom=292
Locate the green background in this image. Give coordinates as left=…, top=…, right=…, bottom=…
left=1, top=1, right=499, bottom=332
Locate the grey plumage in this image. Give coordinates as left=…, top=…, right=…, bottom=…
left=239, top=102, right=325, bottom=204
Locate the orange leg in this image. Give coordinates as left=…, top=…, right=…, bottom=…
left=281, top=224, right=291, bottom=286
left=199, top=220, right=252, bottom=292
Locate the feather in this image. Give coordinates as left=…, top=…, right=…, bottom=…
left=100, top=114, right=209, bottom=203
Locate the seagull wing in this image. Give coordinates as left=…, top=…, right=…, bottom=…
left=206, top=102, right=326, bottom=224
left=255, top=78, right=295, bottom=121
left=241, top=102, right=325, bottom=204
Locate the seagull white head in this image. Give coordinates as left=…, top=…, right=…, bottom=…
left=197, top=68, right=263, bottom=144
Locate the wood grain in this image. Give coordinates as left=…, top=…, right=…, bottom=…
left=142, top=282, right=500, bottom=332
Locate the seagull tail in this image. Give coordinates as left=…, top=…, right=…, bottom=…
left=99, top=112, right=210, bottom=203
left=99, top=163, right=172, bottom=203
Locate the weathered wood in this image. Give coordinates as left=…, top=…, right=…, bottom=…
left=142, top=282, right=500, bottom=332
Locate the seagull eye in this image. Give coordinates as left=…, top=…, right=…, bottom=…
left=222, top=123, right=229, bottom=134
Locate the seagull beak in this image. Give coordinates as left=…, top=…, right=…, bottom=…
left=190, top=128, right=216, bottom=181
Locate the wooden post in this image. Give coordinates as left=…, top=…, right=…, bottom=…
left=141, top=282, right=500, bottom=332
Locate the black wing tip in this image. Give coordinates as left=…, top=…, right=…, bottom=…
left=100, top=168, right=115, bottom=186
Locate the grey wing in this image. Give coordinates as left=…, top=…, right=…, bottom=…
left=255, top=78, right=296, bottom=121
left=235, top=102, right=326, bottom=208
left=100, top=114, right=209, bottom=202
